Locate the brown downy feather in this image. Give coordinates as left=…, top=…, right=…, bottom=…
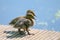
left=9, top=16, right=24, bottom=25
left=9, top=10, right=35, bottom=35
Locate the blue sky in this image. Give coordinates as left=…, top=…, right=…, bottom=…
left=0, top=0, right=60, bottom=31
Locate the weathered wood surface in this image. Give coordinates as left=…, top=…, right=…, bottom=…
left=0, top=25, right=60, bottom=40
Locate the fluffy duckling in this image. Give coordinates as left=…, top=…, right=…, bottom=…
left=9, top=10, right=36, bottom=35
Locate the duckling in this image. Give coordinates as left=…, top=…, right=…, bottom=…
left=9, top=10, right=36, bottom=35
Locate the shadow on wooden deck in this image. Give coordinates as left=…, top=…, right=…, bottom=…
left=4, top=31, right=27, bottom=39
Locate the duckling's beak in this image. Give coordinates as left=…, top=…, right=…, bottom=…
left=33, top=14, right=37, bottom=20
left=34, top=17, right=36, bottom=20
left=32, top=14, right=36, bottom=20
left=35, top=15, right=37, bottom=17
left=32, top=15, right=36, bottom=20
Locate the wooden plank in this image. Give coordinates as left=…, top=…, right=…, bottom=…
left=0, top=25, right=60, bottom=40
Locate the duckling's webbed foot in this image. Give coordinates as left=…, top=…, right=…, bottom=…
left=25, top=28, right=30, bottom=35
left=28, top=32, right=31, bottom=35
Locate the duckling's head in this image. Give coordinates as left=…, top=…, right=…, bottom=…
left=26, top=10, right=36, bottom=19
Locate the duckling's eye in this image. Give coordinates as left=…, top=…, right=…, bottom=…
left=30, top=12, right=33, bottom=13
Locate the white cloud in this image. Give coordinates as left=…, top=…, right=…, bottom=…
left=55, top=10, right=60, bottom=19
left=38, top=22, right=48, bottom=26
left=51, top=20, right=55, bottom=23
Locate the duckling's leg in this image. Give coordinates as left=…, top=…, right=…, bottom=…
left=26, top=27, right=31, bottom=35
left=18, top=28, right=25, bottom=35
left=18, top=28, right=21, bottom=32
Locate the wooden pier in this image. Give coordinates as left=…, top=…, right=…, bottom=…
left=0, top=25, right=60, bottom=40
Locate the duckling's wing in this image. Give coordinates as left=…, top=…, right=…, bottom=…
left=9, top=17, right=20, bottom=25
left=14, top=18, right=31, bottom=28
left=9, top=16, right=24, bottom=25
